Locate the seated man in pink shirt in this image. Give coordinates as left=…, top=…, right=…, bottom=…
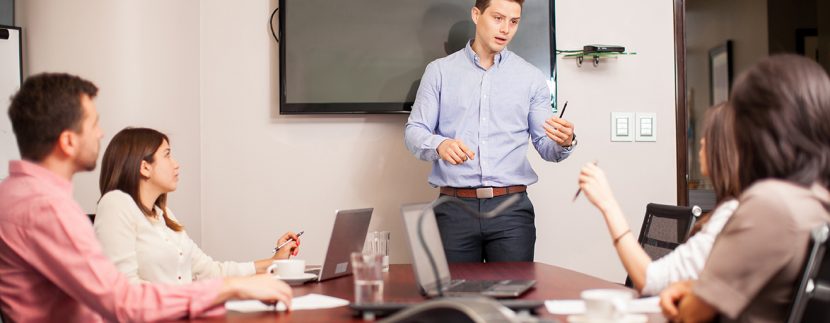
left=0, top=73, right=293, bottom=322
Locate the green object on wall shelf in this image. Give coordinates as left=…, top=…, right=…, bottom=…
left=556, top=49, right=638, bottom=67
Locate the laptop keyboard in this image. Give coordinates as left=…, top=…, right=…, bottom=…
left=446, top=279, right=499, bottom=292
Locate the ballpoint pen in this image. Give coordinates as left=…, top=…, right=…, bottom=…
left=549, top=101, right=569, bottom=135
left=273, top=230, right=304, bottom=253
left=573, top=161, right=598, bottom=202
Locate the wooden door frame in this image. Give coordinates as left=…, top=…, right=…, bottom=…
left=674, top=0, right=689, bottom=206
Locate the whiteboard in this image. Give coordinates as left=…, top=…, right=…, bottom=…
left=0, top=26, right=21, bottom=180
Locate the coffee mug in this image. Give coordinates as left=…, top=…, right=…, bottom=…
left=580, top=289, right=633, bottom=320
left=267, top=259, right=306, bottom=278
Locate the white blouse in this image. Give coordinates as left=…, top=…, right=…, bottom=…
left=94, top=190, right=255, bottom=285
left=641, top=199, right=740, bottom=295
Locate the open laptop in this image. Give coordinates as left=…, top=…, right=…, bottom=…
left=306, top=208, right=373, bottom=281
left=400, top=203, right=535, bottom=298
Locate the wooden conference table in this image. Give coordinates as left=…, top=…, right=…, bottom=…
left=188, top=262, right=665, bottom=322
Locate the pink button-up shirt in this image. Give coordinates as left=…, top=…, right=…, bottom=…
left=0, top=160, right=226, bottom=322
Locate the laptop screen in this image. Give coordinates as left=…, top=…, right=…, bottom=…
left=318, top=208, right=373, bottom=281
left=401, top=203, right=452, bottom=295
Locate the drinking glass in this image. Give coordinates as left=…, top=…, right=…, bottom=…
left=350, top=252, right=384, bottom=304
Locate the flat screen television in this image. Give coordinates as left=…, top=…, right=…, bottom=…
left=278, top=0, right=556, bottom=114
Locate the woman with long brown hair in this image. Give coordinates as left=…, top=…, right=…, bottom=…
left=660, top=54, right=830, bottom=322
left=576, top=102, right=741, bottom=295
left=94, top=127, right=300, bottom=284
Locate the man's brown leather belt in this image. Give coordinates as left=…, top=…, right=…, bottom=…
left=439, top=185, right=527, bottom=199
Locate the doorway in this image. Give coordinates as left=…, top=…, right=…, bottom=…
left=675, top=0, right=829, bottom=209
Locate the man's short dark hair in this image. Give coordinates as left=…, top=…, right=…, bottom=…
left=8, top=73, right=98, bottom=162
left=475, top=0, right=525, bottom=13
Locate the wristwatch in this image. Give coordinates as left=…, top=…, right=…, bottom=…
left=564, top=133, right=577, bottom=151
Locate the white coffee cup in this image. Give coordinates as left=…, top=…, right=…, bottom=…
left=267, top=259, right=306, bottom=279
left=581, top=289, right=633, bottom=320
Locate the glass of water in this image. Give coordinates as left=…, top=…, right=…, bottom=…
left=350, top=252, right=384, bottom=304
left=364, top=231, right=391, bottom=272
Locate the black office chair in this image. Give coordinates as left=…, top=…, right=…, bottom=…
left=87, top=213, right=95, bottom=224
left=625, top=203, right=701, bottom=287
left=787, top=223, right=830, bottom=323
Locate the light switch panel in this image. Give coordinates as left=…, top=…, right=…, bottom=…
left=611, top=112, right=634, bottom=142
left=616, top=118, right=629, bottom=136
left=636, top=113, right=657, bottom=142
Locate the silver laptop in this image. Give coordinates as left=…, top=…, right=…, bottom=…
left=400, top=203, right=535, bottom=298
left=306, top=208, right=373, bottom=281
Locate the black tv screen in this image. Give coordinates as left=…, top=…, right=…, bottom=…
left=279, top=0, right=556, bottom=114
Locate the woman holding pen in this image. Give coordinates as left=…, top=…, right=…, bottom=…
left=577, top=102, right=741, bottom=295
left=94, top=127, right=300, bottom=284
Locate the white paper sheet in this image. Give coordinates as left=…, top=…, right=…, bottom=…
left=545, top=300, right=586, bottom=315
left=225, top=293, right=350, bottom=312
left=544, top=296, right=661, bottom=315
left=629, top=296, right=661, bottom=313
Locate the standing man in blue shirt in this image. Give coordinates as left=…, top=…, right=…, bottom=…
left=405, top=0, right=576, bottom=263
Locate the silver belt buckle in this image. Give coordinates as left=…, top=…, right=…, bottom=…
left=475, top=187, right=494, bottom=199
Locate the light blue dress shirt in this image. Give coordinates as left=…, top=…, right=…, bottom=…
left=405, top=41, right=573, bottom=188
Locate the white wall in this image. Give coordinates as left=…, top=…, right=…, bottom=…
left=538, top=0, right=677, bottom=281
left=198, top=0, right=435, bottom=266
left=15, top=0, right=205, bottom=242
left=17, top=0, right=677, bottom=283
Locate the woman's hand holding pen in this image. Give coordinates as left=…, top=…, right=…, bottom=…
left=578, top=163, right=618, bottom=213
left=253, top=231, right=302, bottom=274
left=273, top=231, right=301, bottom=259
left=578, top=163, right=632, bottom=245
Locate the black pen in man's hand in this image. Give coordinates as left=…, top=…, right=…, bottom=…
left=558, top=101, right=568, bottom=118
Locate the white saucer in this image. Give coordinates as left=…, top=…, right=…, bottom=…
left=567, top=314, right=648, bottom=323
left=274, top=273, right=318, bottom=286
